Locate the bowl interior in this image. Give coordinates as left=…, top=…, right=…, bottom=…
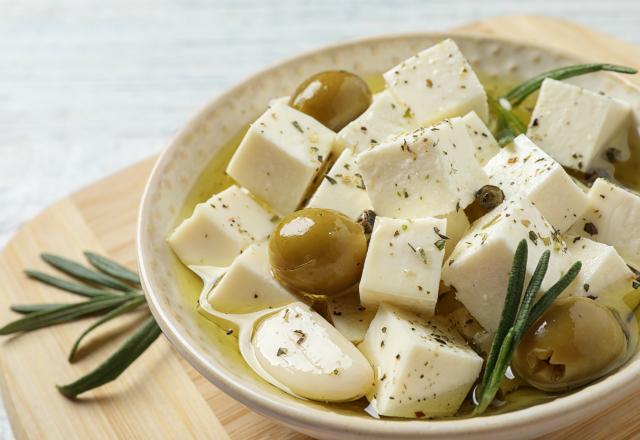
left=138, top=32, right=640, bottom=439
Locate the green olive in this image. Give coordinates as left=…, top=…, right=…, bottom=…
left=289, top=71, right=372, bottom=131
left=512, top=297, right=627, bottom=392
left=269, top=208, right=367, bottom=296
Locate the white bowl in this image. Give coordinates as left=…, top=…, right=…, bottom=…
left=137, top=32, right=640, bottom=440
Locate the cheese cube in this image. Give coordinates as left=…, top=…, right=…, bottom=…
left=484, top=135, right=588, bottom=232
left=527, top=78, right=632, bottom=174
left=565, top=236, right=636, bottom=300
left=358, top=119, right=490, bottom=218
left=226, top=102, right=335, bottom=215
left=306, top=148, right=372, bottom=219
left=569, top=178, right=640, bottom=268
left=359, top=217, right=446, bottom=315
left=383, top=39, right=489, bottom=126
left=207, top=243, right=298, bottom=313
left=336, top=90, right=416, bottom=153
left=359, top=304, right=483, bottom=418
left=460, top=111, right=500, bottom=166
left=442, top=196, right=574, bottom=332
left=436, top=209, right=470, bottom=260
left=327, top=288, right=377, bottom=344
left=168, top=185, right=275, bottom=267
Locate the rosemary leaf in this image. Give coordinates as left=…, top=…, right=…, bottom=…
left=41, top=253, right=133, bottom=292
left=25, top=270, right=114, bottom=298
left=512, top=250, right=550, bottom=343
left=0, top=295, right=138, bottom=335
left=10, top=303, right=69, bottom=315
left=526, top=261, right=582, bottom=329
left=84, top=251, right=141, bottom=286
left=57, top=316, right=161, bottom=398
left=69, top=295, right=147, bottom=362
left=480, top=240, right=528, bottom=389
left=504, top=63, right=638, bottom=106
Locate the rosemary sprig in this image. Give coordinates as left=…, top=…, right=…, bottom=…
left=492, top=63, right=637, bottom=146
left=1, top=252, right=161, bottom=398
left=474, top=240, right=581, bottom=414
left=503, top=63, right=638, bottom=106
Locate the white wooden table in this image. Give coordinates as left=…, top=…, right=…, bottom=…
left=1, top=1, right=640, bottom=438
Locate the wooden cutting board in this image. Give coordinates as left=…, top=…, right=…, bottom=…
left=2, top=16, right=640, bottom=440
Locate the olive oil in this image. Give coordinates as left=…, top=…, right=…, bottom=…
left=172, top=74, right=640, bottom=420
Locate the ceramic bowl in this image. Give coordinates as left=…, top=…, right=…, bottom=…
left=137, top=32, right=640, bottom=440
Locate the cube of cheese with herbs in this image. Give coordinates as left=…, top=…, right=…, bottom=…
left=436, top=209, right=470, bottom=260
left=569, top=178, right=640, bottom=268
left=206, top=243, right=298, bottom=314
left=383, top=39, right=489, bottom=126
left=359, top=304, right=483, bottom=419
left=306, top=148, right=372, bottom=219
left=327, top=288, right=377, bottom=344
left=226, top=102, right=335, bottom=215
left=358, top=119, right=490, bottom=218
left=442, top=196, right=574, bottom=332
left=168, top=185, right=275, bottom=267
left=484, top=135, right=588, bottom=232
left=527, top=78, right=632, bottom=174
left=359, top=216, right=447, bottom=315
left=460, top=111, right=500, bottom=166
left=336, top=90, right=417, bottom=153
left=566, top=236, right=636, bottom=300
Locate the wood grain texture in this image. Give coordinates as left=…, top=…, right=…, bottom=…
left=1, top=16, right=640, bottom=440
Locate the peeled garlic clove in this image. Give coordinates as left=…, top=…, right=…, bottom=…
left=252, top=302, right=374, bottom=402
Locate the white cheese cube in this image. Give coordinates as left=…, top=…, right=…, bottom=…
left=358, top=119, right=490, bottom=218
left=336, top=90, right=417, bottom=153
left=306, top=148, right=372, bottom=219
left=436, top=209, right=470, bottom=260
left=527, top=78, right=632, bottom=174
left=168, top=185, right=275, bottom=267
left=207, top=243, right=298, bottom=313
left=383, top=39, right=489, bottom=126
left=327, top=288, right=377, bottom=344
left=460, top=111, right=500, bottom=166
left=226, top=102, right=335, bottom=215
left=359, top=304, right=483, bottom=418
left=442, top=196, right=574, bottom=332
left=569, top=178, right=640, bottom=268
left=253, top=302, right=374, bottom=402
left=359, top=217, right=446, bottom=315
left=484, top=135, right=588, bottom=232
left=566, top=236, right=636, bottom=300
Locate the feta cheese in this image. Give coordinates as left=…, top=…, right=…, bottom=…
left=226, top=102, right=335, bottom=215
left=527, top=78, right=632, bottom=174
left=359, top=217, right=446, bottom=315
left=306, top=148, right=372, bottom=219
left=327, top=288, right=377, bottom=344
left=168, top=185, right=274, bottom=267
left=358, top=119, right=489, bottom=218
left=565, top=236, right=636, bottom=300
left=442, top=196, right=574, bottom=332
left=359, top=304, right=483, bottom=418
left=207, top=243, right=298, bottom=313
left=484, top=135, right=588, bottom=232
left=436, top=209, right=470, bottom=260
left=569, top=178, right=640, bottom=268
left=336, top=90, right=416, bottom=153
left=383, top=39, right=489, bottom=126
left=253, top=302, right=374, bottom=402
left=460, top=111, right=500, bottom=166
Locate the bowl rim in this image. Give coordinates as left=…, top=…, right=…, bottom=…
left=137, top=30, right=640, bottom=438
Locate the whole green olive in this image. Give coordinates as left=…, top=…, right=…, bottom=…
left=512, top=297, right=627, bottom=392
left=269, top=208, right=367, bottom=297
left=289, top=71, right=372, bottom=131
